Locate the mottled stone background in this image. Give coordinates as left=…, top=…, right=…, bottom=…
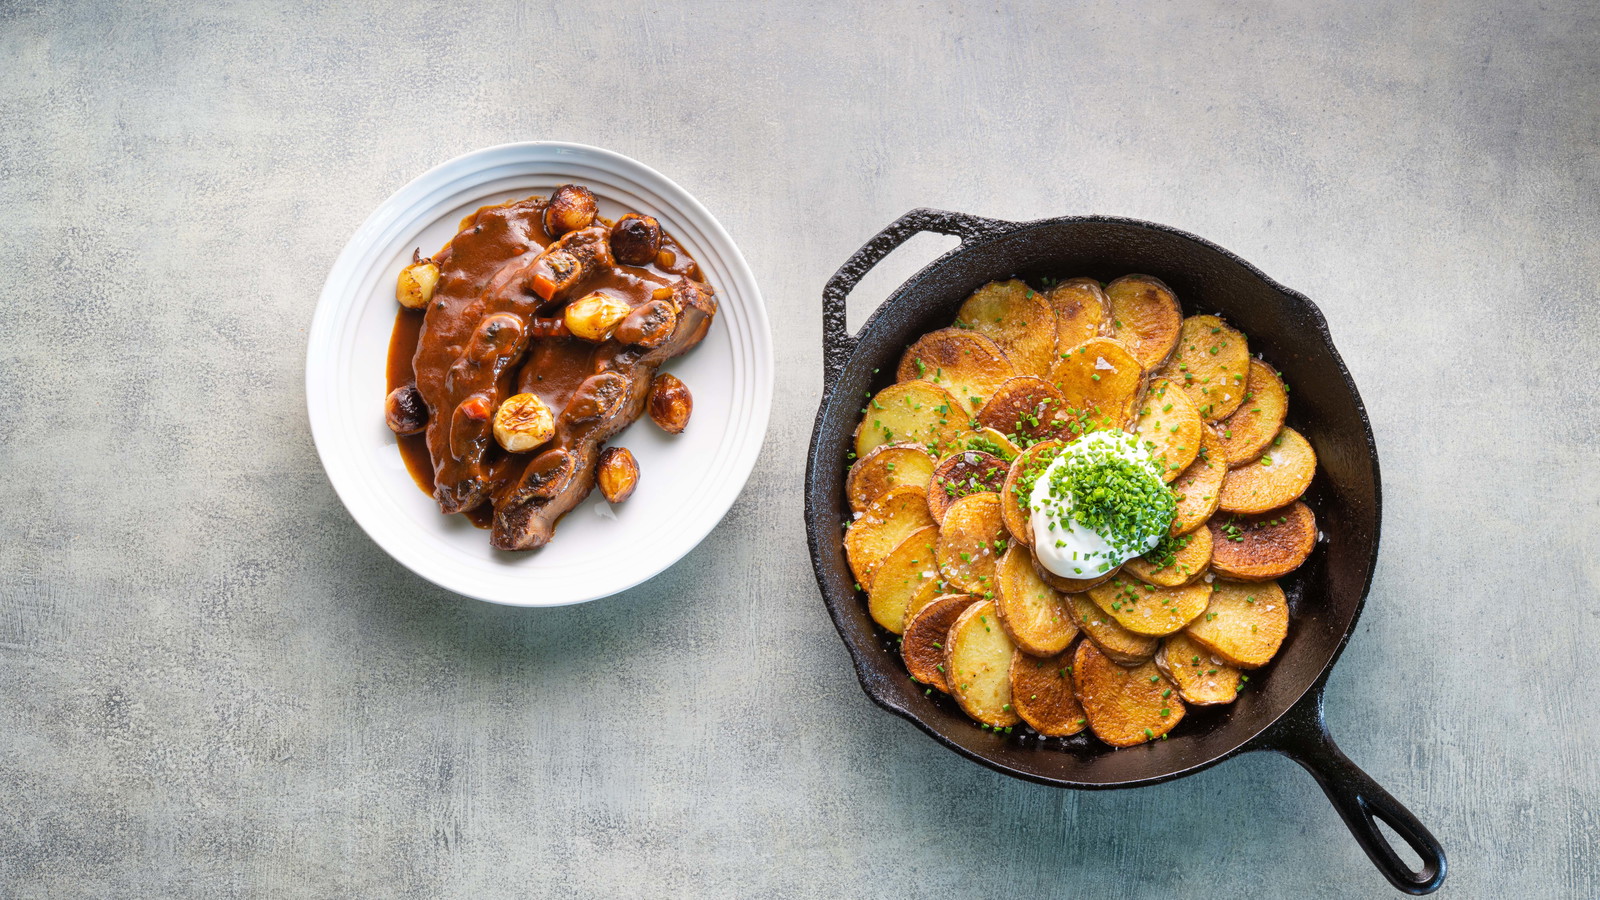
left=2, top=1, right=1596, bottom=897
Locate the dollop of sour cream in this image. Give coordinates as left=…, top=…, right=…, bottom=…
left=1030, top=431, right=1169, bottom=579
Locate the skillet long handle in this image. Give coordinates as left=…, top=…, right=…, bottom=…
left=820, top=208, right=1001, bottom=382
left=1253, top=688, right=1447, bottom=894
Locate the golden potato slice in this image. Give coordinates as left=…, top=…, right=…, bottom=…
left=956, top=279, right=1058, bottom=377
left=1032, top=554, right=1119, bottom=593
left=901, top=594, right=980, bottom=692
left=994, top=544, right=1077, bottom=656
left=999, top=440, right=1062, bottom=546
left=1217, top=358, right=1289, bottom=466
left=1208, top=501, right=1316, bottom=581
left=866, top=526, right=941, bottom=634
left=1155, top=631, right=1243, bottom=705
left=897, top=329, right=1016, bottom=413
left=1184, top=579, right=1289, bottom=668
left=1131, top=378, right=1203, bottom=482
left=976, top=376, right=1074, bottom=445
left=1046, top=337, right=1145, bottom=430
left=1043, top=277, right=1110, bottom=352
left=965, top=427, right=1020, bottom=460
left=1124, top=526, right=1213, bottom=588
left=1217, top=427, right=1316, bottom=514
left=1064, top=592, right=1158, bottom=664
left=1087, top=571, right=1212, bottom=637
left=935, top=493, right=1007, bottom=594
left=1105, top=275, right=1182, bottom=369
left=1073, top=641, right=1184, bottom=747
left=926, top=450, right=1009, bottom=523
left=853, top=380, right=968, bottom=461
left=847, top=443, right=937, bottom=514
left=845, top=486, right=936, bottom=591
left=1010, top=649, right=1088, bottom=736
left=945, top=599, right=1020, bottom=727
left=1170, top=425, right=1226, bottom=535
left=1156, top=315, right=1250, bottom=421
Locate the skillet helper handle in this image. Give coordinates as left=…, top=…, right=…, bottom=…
left=821, top=208, right=999, bottom=382
left=1258, top=690, right=1447, bottom=894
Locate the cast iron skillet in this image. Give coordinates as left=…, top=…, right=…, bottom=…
left=804, top=209, right=1446, bottom=895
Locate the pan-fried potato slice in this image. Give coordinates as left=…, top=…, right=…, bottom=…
left=847, top=443, right=937, bottom=513
left=1208, top=501, right=1316, bottom=581
left=1131, top=378, right=1202, bottom=482
left=1047, top=337, right=1144, bottom=430
left=1043, top=277, right=1110, bottom=351
left=956, top=279, right=1058, bottom=377
left=1087, top=572, right=1212, bottom=637
left=1157, top=315, right=1250, bottom=421
left=1184, top=579, right=1289, bottom=669
left=927, top=450, right=1009, bottom=522
left=1105, top=275, right=1182, bottom=369
left=945, top=599, right=1020, bottom=727
left=935, top=493, right=1007, bottom=594
left=897, top=329, right=1016, bottom=413
left=853, top=380, right=968, bottom=461
left=964, top=427, right=1020, bottom=460
left=1065, top=593, right=1158, bottom=664
left=866, top=526, right=941, bottom=634
left=1032, top=553, right=1119, bottom=593
left=1073, top=641, right=1184, bottom=746
left=901, top=594, right=980, bottom=692
left=845, top=486, right=936, bottom=591
left=994, top=545, right=1077, bottom=656
left=976, top=376, right=1074, bottom=445
left=1155, top=632, right=1243, bottom=705
left=1217, top=427, right=1316, bottom=514
left=1010, top=649, right=1088, bottom=736
left=1217, top=359, right=1289, bottom=466
left=1124, top=526, right=1213, bottom=588
left=999, top=440, right=1061, bottom=545
left=1170, top=426, right=1226, bottom=535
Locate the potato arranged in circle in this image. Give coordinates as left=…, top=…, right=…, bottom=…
left=1217, top=358, right=1289, bottom=466
left=1170, top=425, right=1226, bottom=535
left=897, top=329, right=1016, bottom=413
left=901, top=594, right=980, bottom=692
left=935, top=493, right=1007, bottom=594
left=1124, top=526, right=1213, bottom=588
left=1043, top=277, right=1110, bottom=352
left=999, top=440, right=1062, bottom=546
left=1087, top=571, right=1212, bottom=637
left=1217, top=426, right=1316, bottom=514
left=945, top=599, right=1020, bottom=727
left=1184, top=579, right=1289, bottom=669
left=1132, top=378, right=1202, bottom=482
left=956, top=279, right=1058, bottom=377
left=847, top=443, right=936, bottom=514
left=994, top=544, right=1078, bottom=656
left=1010, top=649, right=1088, bottom=737
left=927, top=450, right=1009, bottom=523
left=1208, top=501, right=1316, bottom=581
left=1072, top=640, right=1185, bottom=747
left=1105, top=274, right=1182, bottom=369
left=853, top=380, right=968, bottom=462
left=1157, top=315, right=1250, bottom=421
left=1064, top=592, right=1157, bottom=664
left=964, top=427, right=1020, bottom=460
left=845, top=486, right=935, bottom=591
left=977, top=376, right=1073, bottom=445
left=1047, top=337, right=1145, bottom=430
left=1155, top=632, right=1243, bottom=705
left=867, top=525, right=941, bottom=634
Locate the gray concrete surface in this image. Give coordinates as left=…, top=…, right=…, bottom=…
left=2, top=1, right=1597, bottom=897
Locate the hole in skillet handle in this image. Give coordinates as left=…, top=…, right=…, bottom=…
left=1250, top=685, right=1448, bottom=894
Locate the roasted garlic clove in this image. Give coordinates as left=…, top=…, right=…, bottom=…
left=596, top=447, right=639, bottom=503
left=384, top=385, right=429, bottom=435
left=492, top=392, right=556, bottom=452
left=647, top=373, right=692, bottom=434
left=610, top=213, right=662, bottom=266
left=563, top=292, right=632, bottom=342
left=544, top=184, right=598, bottom=237
left=396, top=258, right=440, bottom=309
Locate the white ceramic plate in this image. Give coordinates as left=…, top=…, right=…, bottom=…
left=307, top=142, right=772, bottom=606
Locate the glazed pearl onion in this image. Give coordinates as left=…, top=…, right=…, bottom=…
left=493, top=393, right=556, bottom=453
